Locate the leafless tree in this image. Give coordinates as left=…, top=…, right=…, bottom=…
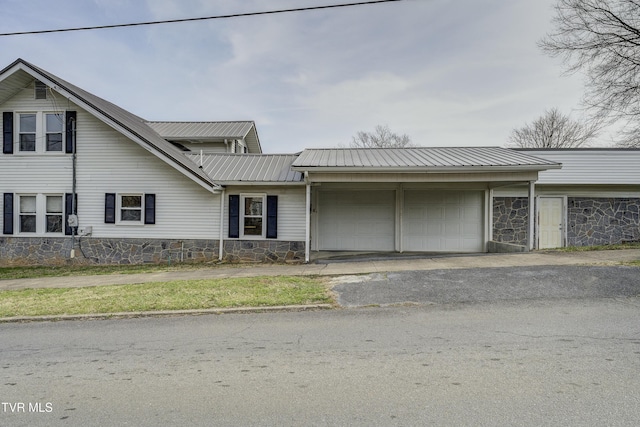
left=507, top=108, right=600, bottom=148
left=350, top=125, right=414, bottom=148
left=539, top=0, right=640, bottom=145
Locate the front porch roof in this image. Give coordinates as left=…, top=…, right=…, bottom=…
left=291, top=147, right=562, bottom=173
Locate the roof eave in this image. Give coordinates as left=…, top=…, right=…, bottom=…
left=292, top=164, right=563, bottom=173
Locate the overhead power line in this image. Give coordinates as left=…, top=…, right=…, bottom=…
left=0, top=0, right=405, bottom=37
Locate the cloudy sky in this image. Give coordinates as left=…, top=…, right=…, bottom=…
left=0, top=0, right=610, bottom=152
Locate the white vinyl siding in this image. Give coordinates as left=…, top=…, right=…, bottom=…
left=223, top=186, right=306, bottom=241
left=1, top=86, right=219, bottom=240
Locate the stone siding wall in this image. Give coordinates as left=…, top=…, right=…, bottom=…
left=567, top=198, right=640, bottom=246
left=0, top=237, right=305, bottom=266
left=492, top=197, right=529, bottom=246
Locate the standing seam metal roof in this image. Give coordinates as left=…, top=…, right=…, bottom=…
left=292, top=147, right=561, bottom=169
left=185, top=154, right=303, bottom=183
left=145, top=121, right=254, bottom=139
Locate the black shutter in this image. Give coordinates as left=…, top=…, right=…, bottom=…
left=144, top=194, right=156, bottom=224
left=3, top=193, right=13, bottom=235
left=105, top=193, right=116, bottom=224
left=64, top=193, right=77, bottom=236
left=228, top=195, right=240, bottom=238
left=65, top=111, right=76, bottom=154
left=266, top=195, right=278, bottom=239
left=3, top=112, right=13, bottom=154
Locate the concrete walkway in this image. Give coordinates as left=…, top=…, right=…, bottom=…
left=2, top=249, right=639, bottom=291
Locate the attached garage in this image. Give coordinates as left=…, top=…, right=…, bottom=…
left=291, top=147, right=562, bottom=261
left=317, top=190, right=395, bottom=251
left=403, top=190, right=484, bottom=252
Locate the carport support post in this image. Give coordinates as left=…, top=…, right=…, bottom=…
left=527, top=180, right=535, bottom=251
left=305, top=174, right=311, bottom=263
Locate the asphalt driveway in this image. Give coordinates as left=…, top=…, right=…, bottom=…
left=331, top=265, right=640, bottom=307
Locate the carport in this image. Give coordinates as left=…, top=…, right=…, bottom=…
left=291, top=147, right=562, bottom=262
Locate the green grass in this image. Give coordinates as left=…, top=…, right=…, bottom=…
left=0, top=276, right=332, bottom=318
left=0, top=263, right=228, bottom=280
left=552, top=242, right=640, bottom=252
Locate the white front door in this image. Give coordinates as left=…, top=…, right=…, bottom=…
left=538, top=197, right=563, bottom=249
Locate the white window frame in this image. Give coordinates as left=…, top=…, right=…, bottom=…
left=15, top=111, right=65, bottom=154
left=117, top=194, right=144, bottom=225
left=45, top=194, right=64, bottom=234
left=240, top=193, right=266, bottom=239
left=15, top=193, right=65, bottom=235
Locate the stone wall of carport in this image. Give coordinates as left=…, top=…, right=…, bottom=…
left=492, top=196, right=640, bottom=247
left=492, top=197, right=529, bottom=246
left=567, top=197, right=640, bottom=246
left=0, top=237, right=305, bottom=266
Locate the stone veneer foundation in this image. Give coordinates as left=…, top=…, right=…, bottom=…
left=0, top=237, right=305, bottom=266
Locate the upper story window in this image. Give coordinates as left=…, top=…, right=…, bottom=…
left=18, top=113, right=36, bottom=152
left=45, top=113, right=63, bottom=152
left=16, top=112, right=64, bottom=153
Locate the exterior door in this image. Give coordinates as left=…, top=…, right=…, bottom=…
left=538, top=197, right=563, bottom=249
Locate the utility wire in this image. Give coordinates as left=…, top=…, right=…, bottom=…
left=0, top=0, right=404, bottom=37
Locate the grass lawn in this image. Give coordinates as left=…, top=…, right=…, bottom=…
left=0, top=276, right=332, bottom=318
left=0, top=263, right=230, bottom=280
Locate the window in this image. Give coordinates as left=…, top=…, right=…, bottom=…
left=45, top=195, right=63, bottom=233
left=104, top=193, right=155, bottom=225
left=19, top=195, right=37, bottom=233
left=119, top=195, right=143, bottom=223
left=45, top=113, right=63, bottom=152
left=242, top=195, right=264, bottom=237
left=19, top=113, right=36, bottom=152
left=16, top=112, right=65, bottom=153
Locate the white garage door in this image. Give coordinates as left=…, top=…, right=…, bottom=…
left=318, top=190, right=395, bottom=251
left=403, top=190, right=483, bottom=252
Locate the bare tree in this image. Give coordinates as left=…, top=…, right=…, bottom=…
left=350, top=125, right=414, bottom=148
left=539, top=0, right=640, bottom=145
left=507, top=108, right=600, bottom=148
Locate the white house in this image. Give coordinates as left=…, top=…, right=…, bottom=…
left=1, top=58, right=639, bottom=265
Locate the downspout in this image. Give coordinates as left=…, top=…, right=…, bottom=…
left=70, top=116, right=77, bottom=258
left=219, top=188, right=225, bottom=261
left=305, top=171, right=311, bottom=264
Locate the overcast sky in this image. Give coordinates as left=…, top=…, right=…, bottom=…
left=0, top=0, right=613, bottom=152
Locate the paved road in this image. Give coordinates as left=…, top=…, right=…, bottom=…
left=2, top=297, right=640, bottom=426
left=331, top=265, right=640, bottom=307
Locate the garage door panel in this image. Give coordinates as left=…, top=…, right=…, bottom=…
left=318, top=190, right=395, bottom=251
left=403, top=190, right=483, bottom=252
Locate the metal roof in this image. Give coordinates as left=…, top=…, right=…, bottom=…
left=147, top=121, right=262, bottom=154
left=185, top=153, right=304, bottom=184
left=292, top=147, right=561, bottom=171
left=146, top=121, right=253, bottom=139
